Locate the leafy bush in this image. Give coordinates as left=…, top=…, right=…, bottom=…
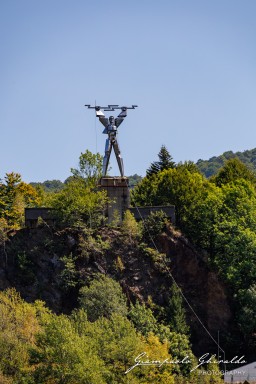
left=79, top=274, right=128, bottom=321
left=49, top=178, right=107, bottom=228
left=142, top=210, right=168, bottom=244
left=121, top=210, right=142, bottom=244
left=59, top=253, right=78, bottom=291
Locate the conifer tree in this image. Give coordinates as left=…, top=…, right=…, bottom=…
left=166, top=284, right=189, bottom=335
left=147, top=145, right=175, bottom=176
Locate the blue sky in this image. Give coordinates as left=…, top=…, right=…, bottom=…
left=1, top=0, right=256, bottom=182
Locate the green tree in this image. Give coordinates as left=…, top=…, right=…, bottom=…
left=71, top=149, right=103, bottom=185
left=236, top=284, right=256, bottom=336
left=212, top=158, right=256, bottom=187
left=159, top=328, right=194, bottom=376
left=0, top=288, right=45, bottom=382
left=90, top=314, right=143, bottom=382
left=147, top=145, right=175, bottom=176
left=130, top=172, right=159, bottom=207
left=0, top=172, right=41, bottom=228
left=79, top=274, right=128, bottom=321
left=30, top=313, right=106, bottom=384
left=132, top=167, right=207, bottom=230
left=121, top=210, right=141, bottom=244
left=129, top=301, right=158, bottom=336
left=49, top=177, right=107, bottom=227
left=179, top=182, right=222, bottom=252
left=166, top=284, right=189, bottom=335
left=128, top=302, right=194, bottom=376
left=59, top=253, right=78, bottom=291
left=142, top=210, right=168, bottom=244
left=211, top=180, right=256, bottom=291
left=176, top=160, right=201, bottom=174
left=48, top=151, right=107, bottom=228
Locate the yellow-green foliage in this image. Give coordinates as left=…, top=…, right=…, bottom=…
left=139, top=333, right=175, bottom=384
left=115, top=255, right=125, bottom=272
left=0, top=172, right=41, bottom=229
left=71, top=149, right=103, bottom=185
left=30, top=312, right=106, bottom=384
left=49, top=177, right=107, bottom=228
left=0, top=288, right=47, bottom=381
left=0, top=288, right=221, bottom=384
left=0, top=217, right=8, bottom=246
left=122, top=210, right=141, bottom=243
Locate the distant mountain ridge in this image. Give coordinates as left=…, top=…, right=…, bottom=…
left=196, top=148, right=256, bottom=178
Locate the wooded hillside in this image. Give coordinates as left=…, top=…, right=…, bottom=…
left=0, top=147, right=255, bottom=383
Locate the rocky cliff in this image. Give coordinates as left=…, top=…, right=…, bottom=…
left=0, top=224, right=234, bottom=356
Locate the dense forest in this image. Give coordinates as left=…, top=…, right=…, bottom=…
left=196, top=147, right=256, bottom=177
left=0, top=146, right=256, bottom=383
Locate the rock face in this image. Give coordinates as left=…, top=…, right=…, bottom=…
left=158, top=230, right=233, bottom=355
left=0, top=225, right=233, bottom=355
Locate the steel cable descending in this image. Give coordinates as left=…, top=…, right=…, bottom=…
left=94, top=100, right=98, bottom=154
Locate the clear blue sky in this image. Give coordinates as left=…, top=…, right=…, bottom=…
left=1, top=0, right=256, bottom=182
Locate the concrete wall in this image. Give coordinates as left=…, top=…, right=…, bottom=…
left=99, top=177, right=130, bottom=224
left=24, top=187, right=176, bottom=227
left=128, top=205, right=175, bottom=223
left=25, top=208, right=56, bottom=228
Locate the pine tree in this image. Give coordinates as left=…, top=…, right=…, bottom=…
left=147, top=145, right=175, bottom=176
